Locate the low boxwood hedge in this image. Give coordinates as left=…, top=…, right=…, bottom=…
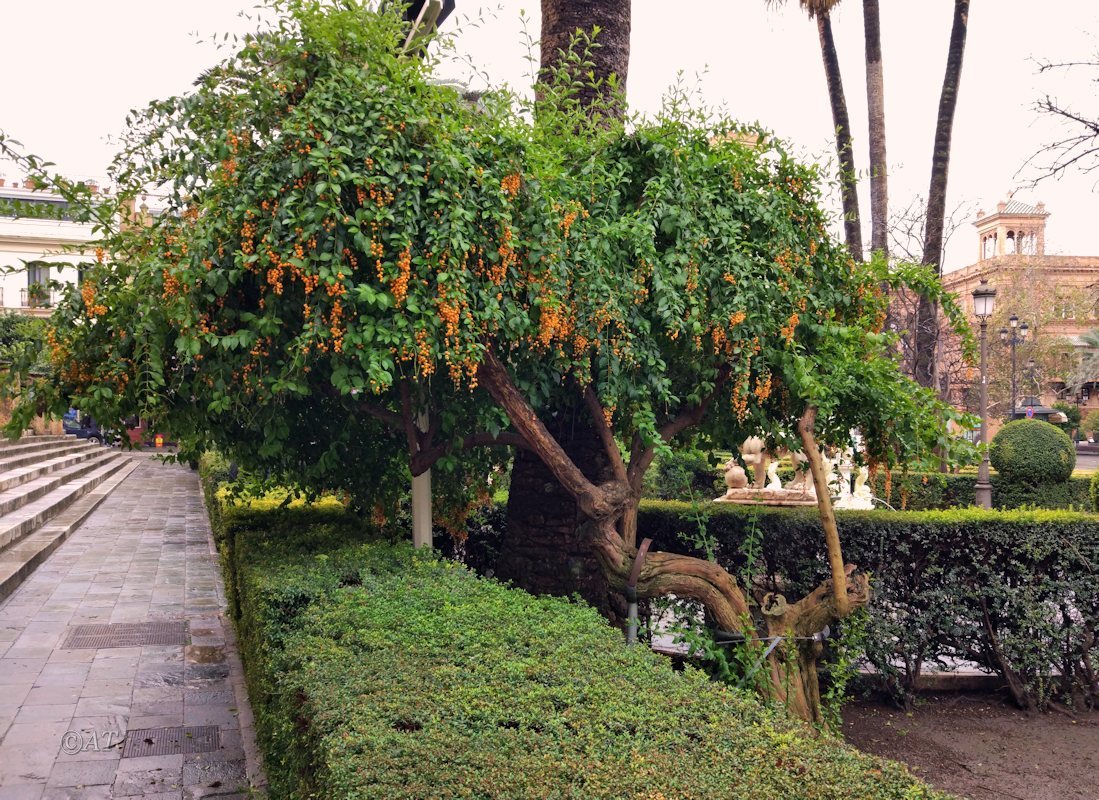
left=868, top=471, right=1091, bottom=511
left=638, top=500, right=1099, bottom=710
left=203, top=464, right=947, bottom=799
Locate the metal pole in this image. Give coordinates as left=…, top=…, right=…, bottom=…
left=975, top=318, right=993, bottom=509
left=1010, top=335, right=1017, bottom=420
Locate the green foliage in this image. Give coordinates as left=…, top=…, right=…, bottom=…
left=643, top=447, right=721, bottom=500
left=1052, top=400, right=1081, bottom=438
left=989, top=420, right=1075, bottom=484
left=1089, top=470, right=1099, bottom=513
left=637, top=500, right=1099, bottom=710
left=869, top=471, right=1091, bottom=511
left=203, top=467, right=946, bottom=799
left=1083, top=409, right=1099, bottom=435
left=4, top=0, right=973, bottom=524
left=0, top=313, right=48, bottom=372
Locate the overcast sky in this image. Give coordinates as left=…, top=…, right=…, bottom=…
left=1, top=1, right=1095, bottom=271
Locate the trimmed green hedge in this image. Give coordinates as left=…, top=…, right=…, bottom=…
left=638, top=500, right=1099, bottom=709
left=868, top=471, right=1091, bottom=511
left=203, top=465, right=947, bottom=799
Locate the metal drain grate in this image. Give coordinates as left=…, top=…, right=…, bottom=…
left=122, top=726, right=220, bottom=758
left=62, top=621, right=188, bottom=649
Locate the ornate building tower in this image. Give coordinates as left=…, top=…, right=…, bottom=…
left=974, top=199, right=1049, bottom=262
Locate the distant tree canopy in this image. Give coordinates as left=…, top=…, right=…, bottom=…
left=2, top=0, right=975, bottom=722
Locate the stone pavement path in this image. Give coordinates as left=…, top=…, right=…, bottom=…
left=0, top=458, right=263, bottom=799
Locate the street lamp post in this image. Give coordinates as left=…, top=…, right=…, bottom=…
left=973, top=280, right=997, bottom=509
left=999, top=315, right=1029, bottom=419
left=1026, top=358, right=1037, bottom=412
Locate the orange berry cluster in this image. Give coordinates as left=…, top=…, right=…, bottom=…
left=240, top=220, right=256, bottom=255
left=392, top=247, right=411, bottom=305
left=414, top=329, right=434, bottom=377
left=81, top=282, right=107, bottom=318
left=494, top=225, right=516, bottom=284
left=328, top=300, right=345, bottom=353
left=537, top=298, right=572, bottom=349
left=754, top=371, right=773, bottom=402
left=325, top=273, right=346, bottom=298
left=500, top=172, right=520, bottom=198
left=731, top=375, right=750, bottom=422
left=162, top=269, right=182, bottom=301
left=780, top=312, right=799, bottom=344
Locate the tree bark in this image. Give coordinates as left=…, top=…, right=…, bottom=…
left=863, top=0, right=888, bottom=258
left=914, top=0, right=970, bottom=388
left=496, top=418, right=626, bottom=619
left=540, top=0, right=631, bottom=117
left=500, top=0, right=632, bottom=618
left=817, top=11, right=863, bottom=261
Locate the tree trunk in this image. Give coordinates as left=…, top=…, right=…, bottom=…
left=863, top=0, right=888, bottom=258
left=495, top=409, right=625, bottom=621
left=539, top=0, right=631, bottom=116
left=817, top=11, right=863, bottom=261
left=500, top=0, right=632, bottom=617
left=913, top=0, right=970, bottom=388
left=481, top=350, right=870, bottom=724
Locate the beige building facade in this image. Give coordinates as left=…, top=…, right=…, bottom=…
left=0, top=178, right=95, bottom=318
left=942, top=200, right=1099, bottom=420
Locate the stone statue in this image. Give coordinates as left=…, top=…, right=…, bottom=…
left=740, top=436, right=770, bottom=489
left=717, top=458, right=749, bottom=499
left=714, top=436, right=817, bottom=506
left=835, top=464, right=874, bottom=510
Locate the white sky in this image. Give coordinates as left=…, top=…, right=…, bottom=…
left=1, top=1, right=1096, bottom=272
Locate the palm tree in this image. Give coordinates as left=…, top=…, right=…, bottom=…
left=539, top=0, right=631, bottom=119
left=913, top=0, right=971, bottom=388
left=780, top=0, right=864, bottom=260
left=863, top=0, right=888, bottom=258
left=495, top=0, right=632, bottom=619
left=1069, top=329, right=1099, bottom=395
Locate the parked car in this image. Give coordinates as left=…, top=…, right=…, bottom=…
left=63, top=413, right=108, bottom=445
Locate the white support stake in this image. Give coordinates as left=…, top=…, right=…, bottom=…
left=411, top=411, right=432, bottom=549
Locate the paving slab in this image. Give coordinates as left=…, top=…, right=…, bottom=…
left=0, top=459, right=265, bottom=797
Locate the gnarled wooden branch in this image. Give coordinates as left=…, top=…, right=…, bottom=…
left=478, top=348, right=627, bottom=521
left=798, top=406, right=850, bottom=617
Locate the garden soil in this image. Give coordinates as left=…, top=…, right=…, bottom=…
left=844, top=693, right=1099, bottom=800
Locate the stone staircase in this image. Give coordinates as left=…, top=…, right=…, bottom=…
left=0, top=434, right=138, bottom=602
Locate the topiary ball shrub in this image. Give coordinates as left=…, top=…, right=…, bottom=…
left=989, top=419, right=1075, bottom=484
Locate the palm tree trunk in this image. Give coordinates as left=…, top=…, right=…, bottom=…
left=500, top=0, right=631, bottom=620
left=817, top=11, right=863, bottom=261
left=540, top=0, right=631, bottom=117
left=863, top=0, right=888, bottom=257
left=914, top=0, right=970, bottom=388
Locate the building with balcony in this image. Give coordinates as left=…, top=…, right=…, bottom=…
left=941, top=199, right=1099, bottom=423
left=0, top=178, right=95, bottom=317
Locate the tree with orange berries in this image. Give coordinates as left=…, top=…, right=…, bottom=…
left=3, top=0, right=974, bottom=723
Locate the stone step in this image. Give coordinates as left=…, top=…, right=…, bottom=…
left=0, top=439, right=99, bottom=474
left=0, top=457, right=139, bottom=602
left=0, top=449, right=123, bottom=517
left=0, top=453, right=130, bottom=552
left=0, top=435, right=93, bottom=460
left=0, top=434, right=71, bottom=451
left=0, top=443, right=112, bottom=493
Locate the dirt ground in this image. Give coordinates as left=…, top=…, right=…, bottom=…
left=843, top=693, right=1099, bottom=800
